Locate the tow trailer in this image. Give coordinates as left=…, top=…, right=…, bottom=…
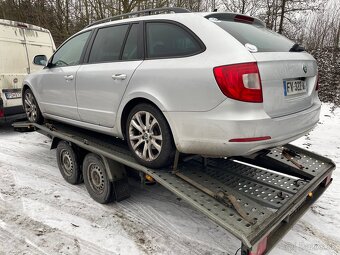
left=13, top=121, right=335, bottom=255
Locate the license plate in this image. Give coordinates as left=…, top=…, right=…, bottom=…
left=3, top=89, right=22, bottom=99
left=283, top=80, right=307, bottom=96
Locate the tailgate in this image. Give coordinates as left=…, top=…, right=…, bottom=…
left=253, top=52, right=318, bottom=118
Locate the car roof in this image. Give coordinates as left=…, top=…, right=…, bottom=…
left=81, top=11, right=265, bottom=33
left=82, top=12, right=197, bottom=31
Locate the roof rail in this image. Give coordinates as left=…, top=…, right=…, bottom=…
left=86, top=7, right=191, bottom=28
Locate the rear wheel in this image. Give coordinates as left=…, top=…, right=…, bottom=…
left=126, top=103, right=175, bottom=168
left=82, top=153, right=113, bottom=204
left=56, top=141, right=83, bottom=185
left=23, top=88, right=43, bottom=124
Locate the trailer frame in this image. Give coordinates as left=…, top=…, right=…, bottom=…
left=12, top=121, right=335, bottom=255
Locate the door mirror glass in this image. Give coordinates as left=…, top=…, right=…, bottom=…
left=33, top=55, right=47, bottom=66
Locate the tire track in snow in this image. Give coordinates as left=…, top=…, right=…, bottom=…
left=1, top=127, right=235, bottom=254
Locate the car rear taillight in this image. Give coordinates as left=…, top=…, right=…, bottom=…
left=213, top=62, right=263, bottom=103
left=0, top=108, right=4, bottom=118
left=316, top=73, right=319, bottom=91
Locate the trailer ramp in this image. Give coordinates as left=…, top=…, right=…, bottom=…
left=12, top=121, right=335, bottom=255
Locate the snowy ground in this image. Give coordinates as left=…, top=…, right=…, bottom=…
left=0, top=104, right=339, bottom=255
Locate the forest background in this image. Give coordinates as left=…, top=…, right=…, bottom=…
left=1, top=0, right=339, bottom=105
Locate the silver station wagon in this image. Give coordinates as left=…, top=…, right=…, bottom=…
left=22, top=8, right=321, bottom=168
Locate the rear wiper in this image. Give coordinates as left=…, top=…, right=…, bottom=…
left=289, top=43, right=305, bottom=52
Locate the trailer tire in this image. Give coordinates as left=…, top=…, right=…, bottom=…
left=56, top=141, right=82, bottom=185
left=82, top=153, right=113, bottom=204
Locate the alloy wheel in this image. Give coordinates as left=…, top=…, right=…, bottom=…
left=128, top=111, right=163, bottom=161
left=24, top=91, right=38, bottom=122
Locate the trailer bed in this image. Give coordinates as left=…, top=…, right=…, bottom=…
left=12, top=121, right=335, bottom=254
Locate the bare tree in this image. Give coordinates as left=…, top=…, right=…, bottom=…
left=222, top=0, right=263, bottom=16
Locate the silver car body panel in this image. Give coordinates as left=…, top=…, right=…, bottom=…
left=164, top=98, right=321, bottom=156
left=34, top=65, right=81, bottom=120
left=23, top=12, right=321, bottom=157
left=44, top=112, right=115, bottom=135
left=253, top=52, right=318, bottom=117
left=76, top=60, right=143, bottom=127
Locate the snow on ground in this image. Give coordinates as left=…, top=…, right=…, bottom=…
left=0, top=103, right=339, bottom=255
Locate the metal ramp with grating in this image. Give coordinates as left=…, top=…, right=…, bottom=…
left=12, top=121, right=335, bottom=255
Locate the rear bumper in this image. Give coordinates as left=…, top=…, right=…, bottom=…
left=164, top=98, right=321, bottom=157
left=0, top=105, right=26, bottom=123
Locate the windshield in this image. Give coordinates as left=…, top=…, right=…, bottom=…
left=213, top=20, right=295, bottom=52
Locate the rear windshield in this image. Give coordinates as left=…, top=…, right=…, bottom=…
left=212, top=20, right=294, bottom=52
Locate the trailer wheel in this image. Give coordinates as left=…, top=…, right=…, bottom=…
left=56, top=141, right=83, bottom=185
left=82, top=153, right=113, bottom=204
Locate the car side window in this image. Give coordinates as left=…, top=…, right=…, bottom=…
left=89, top=25, right=129, bottom=64
left=52, top=31, right=91, bottom=67
left=146, top=22, right=202, bottom=58
left=122, top=24, right=139, bottom=60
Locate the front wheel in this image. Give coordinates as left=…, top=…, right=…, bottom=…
left=23, top=88, right=43, bottom=124
left=126, top=103, right=175, bottom=168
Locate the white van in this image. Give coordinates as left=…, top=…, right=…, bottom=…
left=0, top=19, right=55, bottom=123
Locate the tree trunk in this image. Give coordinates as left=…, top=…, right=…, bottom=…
left=278, top=0, right=286, bottom=34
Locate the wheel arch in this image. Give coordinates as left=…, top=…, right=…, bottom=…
left=119, top=97, right=178, bottom=148
left=21, top=83, right=44, bottom=115
left=21, top=84, right=31, bottom=106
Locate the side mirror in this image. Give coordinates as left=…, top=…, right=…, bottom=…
left=33, top=55, right=47, bottom=66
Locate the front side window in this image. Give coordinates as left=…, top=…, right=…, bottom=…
left=89, top=25, right=129, bottom=63
left=52, top=31, right=91, bottom=67
left=146, top=22, right=202, bottom=58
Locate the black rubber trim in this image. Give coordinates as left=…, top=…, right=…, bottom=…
left=119, top=23, right=133, bottom=60
left=82, top=28, right=98, bottom=64
left=138, top=21, right=145, bottom=59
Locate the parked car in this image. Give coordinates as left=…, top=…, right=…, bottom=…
left=0, top=19, right=55, bottom=123
left=22, top=9, right=321, bottom=168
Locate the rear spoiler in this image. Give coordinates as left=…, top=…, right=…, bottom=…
left=204, top=13, right=265, bottom=27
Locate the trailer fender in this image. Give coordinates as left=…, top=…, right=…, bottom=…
left=100, top=156, right=127, bottom=182
left=100, top=156, right=130, bottom=201
left=50, top=136, right=60, bottom=150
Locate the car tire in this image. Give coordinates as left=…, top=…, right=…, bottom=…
left=56, top=141, right=83, bottom=185
left=126, top=103, right=175, bottom=168
left=82, top=153, right=113, bottom=204
left=23, top=88, right=43, bottom=124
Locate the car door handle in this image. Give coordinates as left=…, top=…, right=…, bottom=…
left=64, top=75, right=74, bottom=81
left=112, top=74, right=127, bottom=80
